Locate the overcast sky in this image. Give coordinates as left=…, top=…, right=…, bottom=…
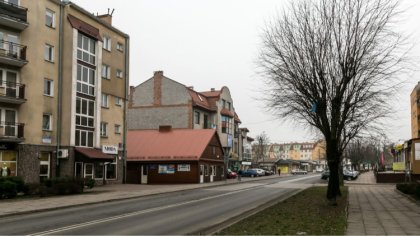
left=72, top=0, right=420, bottom=144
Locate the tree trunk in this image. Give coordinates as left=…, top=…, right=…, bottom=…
left=326, top=139, right=341, bottom=204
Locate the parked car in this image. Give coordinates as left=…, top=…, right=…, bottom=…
left=254, top=168, right=266, bottom=176
left=321, top=170, right=330, bottom=180
left=343, top=168, right=358, bottom=180
left=291, top=169, right=308, bottom=175
left=242, top=169, right=258, bottom=177
left=263, top=169, right=274, bottom=176
left=227, top=169, right=237, bottom=179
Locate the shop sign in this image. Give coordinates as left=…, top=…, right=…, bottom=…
left=392, top=162, right=405, bottom=171
left=177, top=164, right=190, bottom=172
left=158, top=164, right=175, bottom=174
left=102, top=145, right=118, bottom=154
left=242, top=161, right=251, bottom=165
left=42, top=134, right=52, bottom=144
left=227, top=135, right=233, bottom=147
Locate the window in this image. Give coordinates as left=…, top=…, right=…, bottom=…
left=75, top=130, right=94, bottom=147
left=115, top=124, right=121, bottom=134
left=102, top=64, right=110, bottom=79
left=116, top=42, right=123, bottom=52
left=227, top=102, right=231, bottom=111
left=77, top=64, right=95, bottom=96
left=44, top=79, right=53, bottom=96
left=44, top=44, right=54, bottom=62
left=116, top=69, right=123, bottom=78
left=77, top=33, right=96, bottom=65
left=94, top=162, right=104, bottom=179
left=194, top=111, right=200, bottom=124
left=102, top=93, right=109, bottom=108
left=1, top=151, right=17, bottom=177
left=6, top=0, right=19, bottom=6
left=106, top=161, right=116, bottom=179
left=115, top=97, right=123, bottom=106
left=39, top=152, right=50, bottom=182
left=42, top=114, right=52, bottom=131
left=221, top=115, right=232, bottom=134
left=103, top=36, right=111, bottom=51
left=45, top=9, right=55, bottom=28
left=100, top=122, right=108, bottom=137
left=75, top=97, right=95, bottom=128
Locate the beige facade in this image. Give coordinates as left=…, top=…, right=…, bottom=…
left=411, top=83, right=420, bottom=139
left=0, top=0, right=129, bottom=183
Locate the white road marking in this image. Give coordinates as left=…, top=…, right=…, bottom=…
left=26, top=186, right=259, bottom=236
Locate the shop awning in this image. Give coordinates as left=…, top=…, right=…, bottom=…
left=75, top=147, right=114, bottom=159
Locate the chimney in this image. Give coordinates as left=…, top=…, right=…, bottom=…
left=154, top=71, right=163, bottom=76
left=154, top=71, right=163, bottom=106
left=97, top=9, right=114, bottom=25
left=211, top=88, right=215, bottom=92
left=159, top=125, right=172, bottom=133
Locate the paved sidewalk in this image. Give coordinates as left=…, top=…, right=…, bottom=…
left=346, top=171, right=420, bottom=235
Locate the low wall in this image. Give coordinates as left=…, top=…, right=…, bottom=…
left=376, top=172, right=420, bottom=183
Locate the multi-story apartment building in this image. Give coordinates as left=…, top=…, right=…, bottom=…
left=0, top=0, right=129, bottom=183
left=411, top=83, right=420, bottom=138
left=128, top=71, right=245, bottom=171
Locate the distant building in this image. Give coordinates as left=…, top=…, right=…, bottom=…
left=128, top=71, right=247, bottom=172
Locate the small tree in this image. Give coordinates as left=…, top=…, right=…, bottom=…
left=258, top=0, right=408, bottom=203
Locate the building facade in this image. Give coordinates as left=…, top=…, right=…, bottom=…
left=128, top=71, right=246, bottom=172
left=0, top=0, right=129, bottom=183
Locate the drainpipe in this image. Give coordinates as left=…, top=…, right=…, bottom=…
left=56, top=1, right=66, bottom=177
left=123, top=35, right=130, bottom=183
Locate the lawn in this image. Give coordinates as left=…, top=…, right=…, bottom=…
left=218, top=186, right=348, bottom=235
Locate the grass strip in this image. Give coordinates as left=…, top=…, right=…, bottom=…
left=218, top=186, right=348, bottom=235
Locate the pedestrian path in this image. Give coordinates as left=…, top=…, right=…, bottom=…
left=346, top=171, right=420, bottom=235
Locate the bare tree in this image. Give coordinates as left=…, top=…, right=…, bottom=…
left=253, top=132, right=270, bottom=166
left=345, top=140, right=380, bottom=170
left=258, top=0, right=407, bottom=203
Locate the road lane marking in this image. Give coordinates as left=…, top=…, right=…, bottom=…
left=26, top=186, right=263, bottom=236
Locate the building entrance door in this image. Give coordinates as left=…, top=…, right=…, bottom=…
left=210, top=165, right=214, bottom=182
left=141, top=165, right=148, bottom=184
left=200, top=165, right=204, bottom=183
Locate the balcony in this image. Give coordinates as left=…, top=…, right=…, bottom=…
left=0, top=121, right=24, bottom=142
left=0, top=81, right=25, bottom=104
left=0, top=40, right=27, bottom=67
left=0, top=1, right=28, bottom=31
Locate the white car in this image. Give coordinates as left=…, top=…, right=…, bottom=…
left=253, top=168, right=266, bottom=176
left=291, top=169, right=308, bottom=175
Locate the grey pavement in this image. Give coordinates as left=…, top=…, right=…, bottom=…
left=346, top=171, right=420, bottom=235
left=0, top=174, right=284, bottom=217
left=1, top=171, right=419, bottom=236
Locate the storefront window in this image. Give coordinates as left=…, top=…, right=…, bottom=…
left=1, top=151, right=17, bottom=177
left=94, top=162, right=104, bottom=179
left=106, top=162, right=116, bottom=180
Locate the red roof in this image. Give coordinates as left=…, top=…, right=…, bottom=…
left=127, top=129, right=220, bottom=161
left=220, top=108, right=235, bottom=117
left=187, top=89, right=216, bottom=111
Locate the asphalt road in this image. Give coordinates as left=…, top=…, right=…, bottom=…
left=0, top=174, right=322, bottom=235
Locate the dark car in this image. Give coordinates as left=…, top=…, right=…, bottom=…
left=321, top=170, right=330, bottom=180
left=242, top=169, right=258, bottom=177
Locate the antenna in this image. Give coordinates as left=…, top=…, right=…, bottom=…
left=110, top=9, right=115, bottom=16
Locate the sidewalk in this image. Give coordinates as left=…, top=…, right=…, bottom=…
left=346, top=171, right=420, bottom=235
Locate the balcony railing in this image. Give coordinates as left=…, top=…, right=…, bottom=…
left=0, top=81, right=25, bottom=101
left=0, top=121, right=24, bottom=139
left=0, top=1, right=28, bottom=30
left=0, top=40, right=27, bottom=63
